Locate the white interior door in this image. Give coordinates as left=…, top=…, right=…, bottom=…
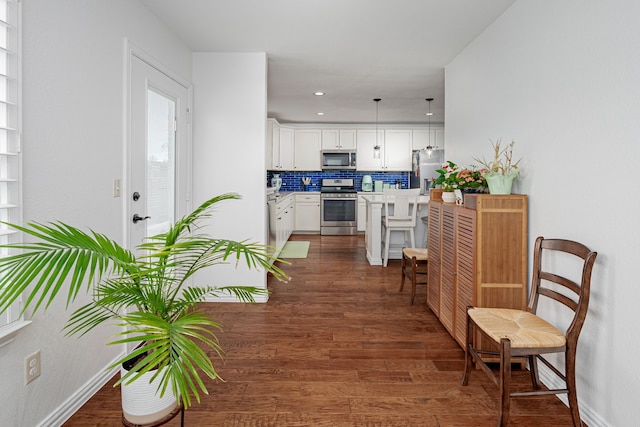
left=129, top=55, right=191, bottom=251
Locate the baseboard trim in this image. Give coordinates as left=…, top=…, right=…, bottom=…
left=204, top=293, right=269, bottom=303
left=538, top=365, right=608, bottom=427
left=36, top=352, right=125, bottom=427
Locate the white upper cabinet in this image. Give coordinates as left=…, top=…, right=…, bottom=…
left=267, top=118, right=440, bottom=172
left=383, top=129, right=412, bottom=171
left=339, top=129, right=356, bottom=149
left=294, top=129, right=322, bottom=171
left=356, top=129, right=384, bottom=171
left=356, top=129, right=412, bottom=171
left=412, top=128, right=445, bottom=151
left=267, top=118, right=278, bottom=169
left=277, top=127, right=294, bottom=170
left=321, top=129, right=356, bottom=150
left=268, top=119, right=294, bottom=170
left=321, top=129, right=339, bottom=149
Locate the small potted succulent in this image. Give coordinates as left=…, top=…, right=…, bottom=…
left=474, top=139, right=522, bottom=194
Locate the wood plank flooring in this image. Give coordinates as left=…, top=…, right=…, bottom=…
left=63, top=235, right=578, bottom=426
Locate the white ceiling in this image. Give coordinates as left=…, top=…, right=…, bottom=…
left=140, top=0, right=515, bottom=124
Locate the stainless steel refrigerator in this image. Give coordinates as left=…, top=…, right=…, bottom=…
left=410, top=148, right=445, bottom=194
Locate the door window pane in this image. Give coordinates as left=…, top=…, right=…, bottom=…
left=146, top=88, right=175, bottom=236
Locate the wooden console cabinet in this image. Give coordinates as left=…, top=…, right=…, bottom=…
left=427, top=194, right=528, bottom=348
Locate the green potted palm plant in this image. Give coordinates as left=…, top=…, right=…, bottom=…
left=0, top=193, right=287, bottom=424
left=474, top=138, right=522, bottom=194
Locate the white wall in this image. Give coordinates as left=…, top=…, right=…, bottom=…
left=191, top=53, right=269, bottom=297
left=445, top=1, right=640, bottom=426
left=0, top=1, right=192, bottom=426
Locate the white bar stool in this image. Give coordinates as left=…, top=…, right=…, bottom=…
left=421, top=215, right=429, bottom=248
left=380, top=189, right=421, bottom=267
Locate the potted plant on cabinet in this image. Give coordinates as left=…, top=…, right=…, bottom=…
left=456, top=165, right=488, bottom=193
left=474, top=138, right=522, bottom=194
left=434, top=161, right=462, bottom=202
left=0, top=193, right=288, bottom=424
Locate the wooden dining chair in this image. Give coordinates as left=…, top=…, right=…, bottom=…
left=400, top=247, right=428, bottom=304
left=461, top=236, right=597, bottom=427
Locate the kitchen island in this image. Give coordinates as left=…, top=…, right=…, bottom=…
left=361, top=194, right=430, bottom=266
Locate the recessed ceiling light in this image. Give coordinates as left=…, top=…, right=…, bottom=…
left=425, top=112, right=434, bottom=116
left=316, top=112, right=325, bottom=116
left=313, top=92, right=325, bottom=96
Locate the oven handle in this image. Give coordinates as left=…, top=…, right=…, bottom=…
left=321, top=196, right=358, bottom=201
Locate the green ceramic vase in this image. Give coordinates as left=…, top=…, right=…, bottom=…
left=484, top=173, right=517, bottom=194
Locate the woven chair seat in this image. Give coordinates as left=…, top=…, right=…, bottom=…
left=402, top=247, right=428, bottom=261
left=468, top=308, right=565, bottom=349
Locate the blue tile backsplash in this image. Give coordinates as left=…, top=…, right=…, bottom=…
left=267, top=170, right=411, bottom=192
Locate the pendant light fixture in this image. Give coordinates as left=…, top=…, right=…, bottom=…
left=373, top=98, right=381, bottom=159
left=425, top=98, right=435, bottom=158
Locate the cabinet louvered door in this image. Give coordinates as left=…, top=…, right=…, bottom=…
left=427, top=201, right=442, bottom=314
left=426, top=194, right=528, bottom=350
left=454, top=208, right=476, bottom=347
left=474, top=195, right=528, bottom=310
left=439, top=204, right=456, bottom=334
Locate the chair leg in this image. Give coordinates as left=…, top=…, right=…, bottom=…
left=399, top=253, right=407, bottom=292
left=410, top=257, right=417, bottom=304
left=565, top=345, right=583, bottom=427
left=528, top=355, right=541, bottom=390
left=498, top=338, right=512, bottom=427
left=461, top=308, right=474, bottom=386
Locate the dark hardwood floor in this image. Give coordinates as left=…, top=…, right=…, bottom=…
left=63, top=234, right=577, bottom=426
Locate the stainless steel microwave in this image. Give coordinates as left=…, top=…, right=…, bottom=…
left=321, top=150, right=357, bottom=170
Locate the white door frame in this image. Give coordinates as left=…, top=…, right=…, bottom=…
left=124, top=40, right=193, bottom=249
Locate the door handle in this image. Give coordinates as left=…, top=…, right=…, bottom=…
left=132, top=214, right=151, bottom=224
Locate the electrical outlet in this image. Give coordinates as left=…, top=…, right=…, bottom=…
left=25, top=351, right=41, bottom=385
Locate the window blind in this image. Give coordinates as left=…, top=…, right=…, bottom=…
left=0, top=0, right=22, bottom=336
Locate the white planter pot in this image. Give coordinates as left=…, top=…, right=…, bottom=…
left=441, top=191, right=456, bottom=203
left=121, top=366, right=180, bottom=425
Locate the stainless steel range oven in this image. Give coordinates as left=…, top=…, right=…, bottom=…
left=320, top=178, right=358, bottom=235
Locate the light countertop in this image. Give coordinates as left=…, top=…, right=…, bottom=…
left=361, top=194, right=430, bottom=204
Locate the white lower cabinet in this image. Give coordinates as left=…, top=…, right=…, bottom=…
left=295, top=193, right=320, bottom=232
left=276, top=194, right=294, bottom=252
left=284, top=200, right=294, bottom=242
left=357, top=195, right=367, bottom=232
